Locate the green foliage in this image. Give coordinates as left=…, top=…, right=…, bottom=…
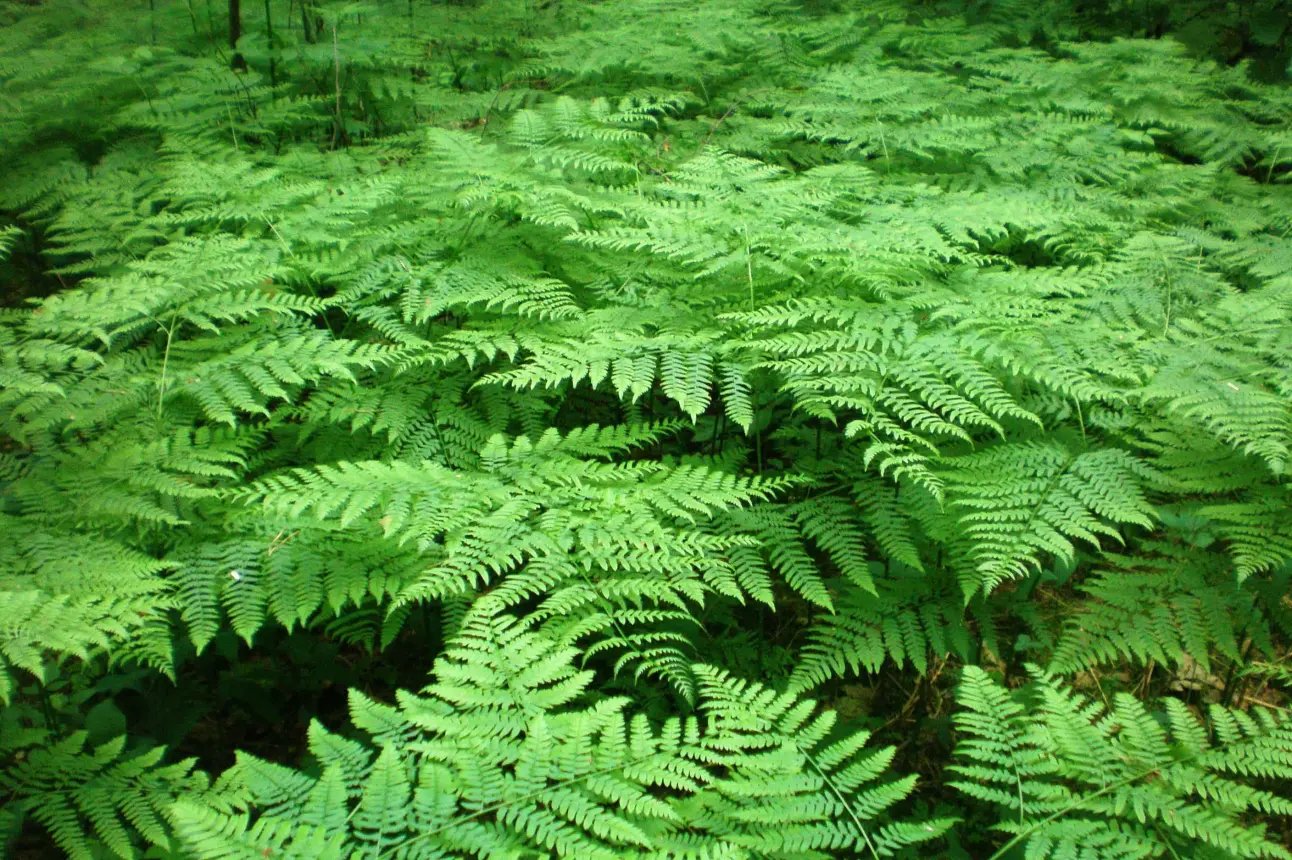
left=789, top=571, right=981, bottom=692
left=1050, top=544, right=1285, bottom=674
left=1, top=727, right=214, bottom=860
left=951, top=665, right=1292, bottom=859
left=1, top=0, right=1289, bottom=856
left=172, top=614, right=952, bottom=858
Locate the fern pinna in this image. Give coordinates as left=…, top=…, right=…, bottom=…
left=1, top=0, right=1290, bottom=857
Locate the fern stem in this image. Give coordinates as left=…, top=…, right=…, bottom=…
left=743, top=223, right=755, bottom=310
left=225, top=101, right=239, bottom=151
left=376, top=746, right=676, bottom=858
left=260, top=214, right=336, bottom=336
left=157, top=317, right=178, bottom=418
left=1155, top=239, right=1173, bottom=337
left=428, top=411, right=453, bottom=468
left=1013, top=754, right=1025, bottom=827
left=129, top=76, right=159, bottom=119
left=573, top=565, right=695, bottom=704
left=698, top=88, right=769, bottom=152
left=984, top=715, right=1273, bottom=860
left=799, top=747, right=882, bottom=860
left=984, top=770, right=1149, bottom=860
left=1156, top=826, right=1185, bottom=860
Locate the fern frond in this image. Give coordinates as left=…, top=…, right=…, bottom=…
left=951, top=665, right=1292, bottom=859
left=177, top=614, right=943, bottom=858
left=942, top=442, right=1158, bottom=595
left=2, top=733, right=213, bottom=860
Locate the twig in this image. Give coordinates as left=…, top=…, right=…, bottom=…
left=698, top=88, right=771, bottom=152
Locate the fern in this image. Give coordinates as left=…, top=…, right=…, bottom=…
left=172, top=614, right=952, bottom=858
left=941, top=442, right=1159, bottom=595
left=1051, top=545, right=1281, bottom=674
left=1, top=0, right=1290, bottom=855
left=1, top=731, right=214, bottom=860
left=790, top=572, right=980, bottom=692
left=951, top=665, right=1292, bottom=859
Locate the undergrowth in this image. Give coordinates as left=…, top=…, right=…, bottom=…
left=1, top=0, right=1290, bottom=857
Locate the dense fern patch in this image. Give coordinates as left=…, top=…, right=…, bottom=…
left=1, top=0, right=1290, bottom=857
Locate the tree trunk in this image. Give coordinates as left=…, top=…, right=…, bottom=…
left=300, top=1, right=316, bottom=43
left=230, top=0, right=247, bottom=70
left=264, top=0, right=276, bottom=86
